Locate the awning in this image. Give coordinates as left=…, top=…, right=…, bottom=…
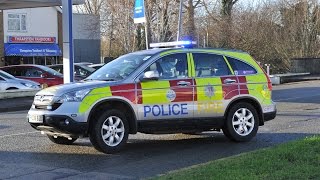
left=4, top=43, right=62, bottom=56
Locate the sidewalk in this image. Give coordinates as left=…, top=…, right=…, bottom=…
left=270, top=73, right=320, bottom=85
left=0, top=97, right=33, bottom=113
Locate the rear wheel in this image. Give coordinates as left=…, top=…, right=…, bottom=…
left=223, top=102, right=259, bottom=142
left=89, top=109, right=129, bottom=154
left=47, top=135, right=78, bottom=145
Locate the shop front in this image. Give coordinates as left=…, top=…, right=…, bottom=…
left=4, top=36, right=62, bottom=66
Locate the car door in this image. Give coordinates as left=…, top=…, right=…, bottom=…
left=24, top=67, right=45, bottom=85
left=191, top=52, right=239, bottom=118
left=0, top=76, right=6, bottom=90
left=137, top=53, right=194, bottom=121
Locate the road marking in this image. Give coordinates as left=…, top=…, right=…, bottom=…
left=0, top=131, right=39, bottom=138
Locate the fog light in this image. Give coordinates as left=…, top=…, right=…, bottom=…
left=65, top=119, right=70, bottom=125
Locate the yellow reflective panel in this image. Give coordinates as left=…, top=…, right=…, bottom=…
left=78, top=86, right=112, bottom=113
left=90, top=87, right=112, bottom=95
left=195, top=78, right=223, bottom=101
left=246, top=74, right=269, bottom=102
left=141, top=81, right=171, bottom=104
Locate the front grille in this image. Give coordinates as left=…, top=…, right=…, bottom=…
left=35, top=103, right=62, bottom=111
left=34, top=95, right=54, bottom=104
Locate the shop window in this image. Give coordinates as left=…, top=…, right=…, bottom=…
left=8, top=14, right=27, bottom=31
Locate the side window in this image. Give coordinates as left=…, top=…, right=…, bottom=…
left=145, top=53, right=188, bottom=80
left=25, top=68, right=43, bottom=77
left=193, top=53, right=231, bottom=77
left=227, top=57, right=257, bottom=75
left=9, top=68, right=23, bottom=76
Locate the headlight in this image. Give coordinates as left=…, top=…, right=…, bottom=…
left=56, top=89, right=91, bottom=103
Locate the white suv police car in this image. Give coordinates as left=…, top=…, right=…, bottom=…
left=28, top=46, right=276, bottom=153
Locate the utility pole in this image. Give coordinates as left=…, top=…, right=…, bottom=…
left=177, top=0, right=183, bottom=41
left=108, top=14, right=114, bottom=58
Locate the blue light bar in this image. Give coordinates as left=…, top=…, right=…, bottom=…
left=150, top=41, right=197, bottom=48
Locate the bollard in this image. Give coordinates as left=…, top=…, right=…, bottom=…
left=265, top=64, right=270, bottom=76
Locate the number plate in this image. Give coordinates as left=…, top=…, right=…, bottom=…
left=28, top=115, right=43, bottom=123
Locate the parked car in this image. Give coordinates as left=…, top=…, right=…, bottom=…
left=89, top=63, right=105, bottom=70
left=0, top=70, right=40, bottom=91
left=48, top=64, right=95, bottom=79
left=75, top=62, right=93, bottom=66
left=0, top=65, right=63, bottom=88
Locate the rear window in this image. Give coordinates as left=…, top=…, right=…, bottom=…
left=226, top=57, right=257, bottom=75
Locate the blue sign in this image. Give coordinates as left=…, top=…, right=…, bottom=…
left=134, top=0, right=146, bottom=24
left=144, top=104, right=188, bottom=117
left=4, top=43, right=62, bottom=57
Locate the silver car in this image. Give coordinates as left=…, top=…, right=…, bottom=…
left=0, top=70, right=40, bottom=91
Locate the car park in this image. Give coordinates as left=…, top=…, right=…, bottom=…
left=27, top=42, right=276, bottom=154
left=0, top=70, right=40, bottom=90
left=48, top=64, right=95, bottom=79
left=0, top=64, right=63, bottom=88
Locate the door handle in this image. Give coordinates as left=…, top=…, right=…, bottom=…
left=224, top=79, right=236, bottom=84
left=177, top=81, right=191, bottom=86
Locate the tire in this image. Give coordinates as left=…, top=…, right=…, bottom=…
left=89, top=109, right=129, bottom=154
left=223, top=102, right=259, bottom=142
left=47, top=135, right=77, bottom=145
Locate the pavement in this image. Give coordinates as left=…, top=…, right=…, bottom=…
left=279, top=73, right=320, bottom=83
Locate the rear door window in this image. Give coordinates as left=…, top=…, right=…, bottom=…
left=193, top=53, right=231, bottom=77
left=25, top=68, right=43, bottom=77
left=226, top=57, right=257, bottom=75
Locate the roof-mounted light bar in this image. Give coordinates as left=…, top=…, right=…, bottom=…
left=150, top=41, right=197, bottom=48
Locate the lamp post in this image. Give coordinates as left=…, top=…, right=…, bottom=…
left=62, top=0, right=74, bottom=83
left=177, top=0, right=183, bottom=41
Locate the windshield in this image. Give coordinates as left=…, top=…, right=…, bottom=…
left=42, top=66, right=63, bottom=76
left=0, top=70, right=15, bottom=79
left=86, top=54, right=151, bottom=81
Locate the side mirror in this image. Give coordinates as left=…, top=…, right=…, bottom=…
left=40, top=73, right=49, bottom=78
left=141, top=70, right=160, bottom=81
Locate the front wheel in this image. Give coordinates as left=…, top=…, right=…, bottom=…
left=89, top=109, right=129, bottom=154
left=223, top=102, right=259, bottom=142
left=47, top=135, right=78, bottom=145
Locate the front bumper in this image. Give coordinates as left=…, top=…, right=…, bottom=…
left=28, top=101, right=89, bottom=136
left=29, top=115, right=88, bottom=135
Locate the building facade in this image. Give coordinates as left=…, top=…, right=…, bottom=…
left=0, top=7, right=100, bottom=67
left=2, top=7, right=61, bottom=66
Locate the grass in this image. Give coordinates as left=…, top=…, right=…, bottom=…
left=153, top=136, right=320, bottom=180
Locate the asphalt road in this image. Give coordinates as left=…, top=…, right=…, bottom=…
left=0, top=80, right=320, bottom=179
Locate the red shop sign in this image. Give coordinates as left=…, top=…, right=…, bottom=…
left=8, top=36, right=56, bottom=43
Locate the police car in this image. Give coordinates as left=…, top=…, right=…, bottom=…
left=28, top=41, right=276, bottom=153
